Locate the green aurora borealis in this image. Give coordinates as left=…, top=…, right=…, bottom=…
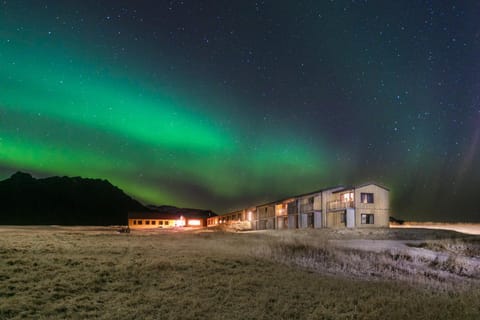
left=1, top=1, right=480, bottom=220
left=0, top=4, right=331, bottom=210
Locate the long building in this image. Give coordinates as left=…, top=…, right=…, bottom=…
left=128, top=208, right=216, bottom=229
left=207, top=183, right=389, bottom=229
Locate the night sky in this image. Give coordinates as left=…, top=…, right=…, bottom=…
left=1, top=1, right=479, bottom=221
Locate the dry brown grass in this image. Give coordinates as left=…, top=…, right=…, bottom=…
left=0, top=226, right=479, bottom=319
left=256, top=234, right=480, bottom=289
left=406, top=238, right=480, bottom=257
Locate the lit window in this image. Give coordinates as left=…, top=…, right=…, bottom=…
left=361, top=214, right=374, bottom=224
left=188, top=219, right=201, bottom=226
left=176, top=218, right=186, bottom=227
left=342, top=192, right=354, bottom=202
left=361, top=193, right=374, bottom=203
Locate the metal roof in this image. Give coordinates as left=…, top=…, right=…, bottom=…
left=218, top=182, right=389, bottom=216
left=332, top=182, right=390, bottom=193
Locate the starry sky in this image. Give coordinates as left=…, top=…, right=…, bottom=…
left=1, top=1, right=479, bottom=221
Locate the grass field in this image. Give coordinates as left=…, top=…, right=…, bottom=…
left=0, top=226, right=479, bottom=319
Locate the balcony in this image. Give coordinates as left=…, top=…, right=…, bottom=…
left=299, top=203, right=314, bottom=213
left=327, top=200, right=354, bottom=211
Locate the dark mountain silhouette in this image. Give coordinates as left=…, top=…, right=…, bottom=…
left=0, top=172, right=148, bottom=225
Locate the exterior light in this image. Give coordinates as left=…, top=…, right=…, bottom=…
left=188, top=219, right=201, bottom=226
left=176, top=216, right=186, bottom=227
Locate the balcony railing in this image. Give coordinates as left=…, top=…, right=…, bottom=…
left=299, top=203, right=314, bottom=213
left=327, top=200, right=354, bottom=211
left=287, top=206, right=296, bottom=215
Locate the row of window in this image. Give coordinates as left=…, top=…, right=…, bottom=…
left=207, top=216, right=241, bottom=225
left=210, top=213, right=376, bottom=226
left=132, top=220, right=170, bottom=226
left=341, top=192, right=375, bottom=204
left=211, top=193, right=377, bottom=224
left=208, top=213, right=243, bottom=224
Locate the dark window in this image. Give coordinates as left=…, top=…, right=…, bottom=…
left=133, top=220, right=137, bottom=225
left=361, top=214, right=374, bottom=224
left=138, top=220, right=143, bottom=225
left=152, top=220, right=156, bottom=225
left=308, top=197, right=314, bottom=204
left=165, top=221, right=169, bottom=226
left=360, top=193, right=374, bottom=203
left=307, top=213, right=314, bottom=228
left=159, top=221, right=163, bottom=225
left=146, top=220, right=150, bottom=225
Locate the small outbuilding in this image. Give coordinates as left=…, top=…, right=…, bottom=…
left=128, top=208, right=216, bottom=229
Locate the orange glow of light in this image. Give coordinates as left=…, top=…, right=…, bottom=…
left=342, top=192, right=354, bottom=202
left=187, top=219, right=202, bottom=226
left=176, top=216, right=186, bottom=227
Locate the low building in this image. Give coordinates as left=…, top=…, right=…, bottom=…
left=128, top=209, right=216, bottom=229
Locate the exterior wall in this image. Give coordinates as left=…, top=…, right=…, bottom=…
left=298, top=197, right=313, bottom=214
left=313, top=195, right=322, bottom=211
left=249, top=208, right=257, bottom=225
left=275, top=203, right=285, bottom=229
left=207, top=208, right=256, bottom=229
left=354, top=185, right=389, bottom=228
left=298, top=194, right=321, bottom=214
left=288, top=215, right=298, bottom=229
left=257, top=204, right=275, bottom=230
left=321, top=187, right=344, bottom=227
left=205, top=183, right=389, bottom=230
left=276, top=216, right=288, bottom=229
left=326, top=211, right=346, bottom=228
left=207, top=216, right=218, bottom=226
left=346, top=208, right=355, bottom=228
left=298, top=213, right=308, bottom=228
left=128, top=218, right=177, bottom=229
left=327, top=190, right=354, bottom=211
left=314, top=211, right=322, bottom=228
left=275, top=201, right=293, bottom=229
left=247, top=208, right=257, bottom=229
left=287, top=200, right=298, bottom=229
left=296, top=193, right=321, bottom=228
left=214, top=210, right=244, bottom=224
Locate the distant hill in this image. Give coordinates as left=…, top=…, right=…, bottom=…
left=0, top=172, right=148, bottom=226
